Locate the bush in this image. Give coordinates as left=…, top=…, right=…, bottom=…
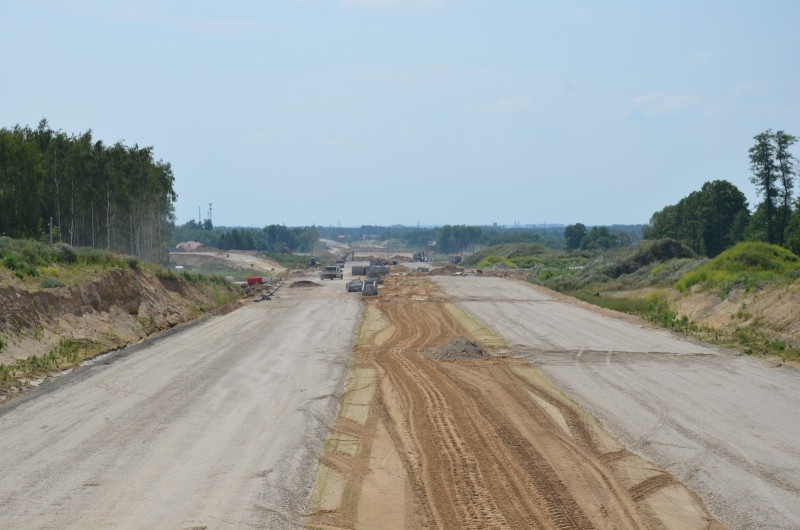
left=676, top=242, right=800, bottom=293
left=179, top=270, right=204, bottom=284
left=155, top=266, right=179, bottom=280
left=58, top=243, right=77, bottom=263
left=2, top=253, right=38, bottom=278
left=41, top=277, right=65, bottom=288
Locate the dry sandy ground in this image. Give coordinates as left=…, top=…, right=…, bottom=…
left=0, top=271, right=358, bottom=528
left=308, top=274, right=723, bottom=529
left=170, top=250, right=287, bottom=274
left=433, top=275, right=800, bottom=529
left=3, top=269, right=796, bottom=529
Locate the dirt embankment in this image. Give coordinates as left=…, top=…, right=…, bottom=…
left=0, top=267, right=237, bottom=371
left=676, top=282, right=800, bottom=347
left=169, top=250, right=286, bottom=274
left=308, top=275, right=721, bottom=529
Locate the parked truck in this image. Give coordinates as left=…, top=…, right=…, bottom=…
left=319, top=265, right=343, bottom=280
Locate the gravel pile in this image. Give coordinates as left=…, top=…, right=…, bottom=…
left=289, top=280, right=319, bottom=288
left=430, top=336, right=488, bottom=359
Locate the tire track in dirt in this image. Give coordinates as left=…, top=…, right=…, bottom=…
left=308, top=275, right=723, bottom=529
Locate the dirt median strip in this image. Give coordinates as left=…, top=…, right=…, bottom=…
left=308, top=275, right=721, bottom=529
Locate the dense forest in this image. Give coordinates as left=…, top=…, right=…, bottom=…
left=0, top=120, right=176, bottom=263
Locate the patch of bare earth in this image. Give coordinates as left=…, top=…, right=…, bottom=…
left=678, top=282, right=800, bottom=333
left=0, top=267, right=236, bottom=381
left=169, top=250, right=286, bottom=273
left=308, top=275, right=721, bottom=529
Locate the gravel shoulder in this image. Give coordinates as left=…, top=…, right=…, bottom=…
left=433, top=275, right=800, bottom=529
left=0, top=271, right=359, bottom=528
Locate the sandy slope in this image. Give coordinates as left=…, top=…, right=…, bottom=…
left=170, top=250, right=287, bottom=274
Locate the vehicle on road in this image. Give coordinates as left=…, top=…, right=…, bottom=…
left=319, top=265, right=343, bottom=280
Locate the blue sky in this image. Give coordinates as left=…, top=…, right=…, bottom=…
left=3, top=1, right=799, bottom=228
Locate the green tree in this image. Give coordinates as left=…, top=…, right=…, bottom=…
left=699, top=180, right=750, bottom=257
left=775, top=130, right=797, bottom=245
left=749, top=130, right=779, bottom=244
left=564, top=223, right=586, bottom=249
left=581, top=226, right=617, bottom=250
left=0, top=120, right=177, bottom=262
left=646, top=180, right=750, bottom=257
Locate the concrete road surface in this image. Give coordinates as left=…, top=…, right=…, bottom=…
left=434, top=275, right=800, bottom=530
left=0, top=272, right=359, bottom=529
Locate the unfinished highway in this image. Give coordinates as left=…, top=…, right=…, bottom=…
left=0, top=270, right=798, bottom=528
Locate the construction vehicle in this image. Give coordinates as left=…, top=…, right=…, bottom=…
left=319, top=265, right=343, bottom=280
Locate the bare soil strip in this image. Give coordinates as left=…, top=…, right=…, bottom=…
left=308, top=275, right=721, bottom=529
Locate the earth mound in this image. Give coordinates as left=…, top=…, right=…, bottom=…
left=429, top=336, right=488, bottom=359
left=290, top=280, right=320, bottom=288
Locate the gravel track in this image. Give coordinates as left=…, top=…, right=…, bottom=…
left=0, top=272, right=359, bottom=529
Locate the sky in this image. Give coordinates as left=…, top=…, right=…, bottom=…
left=2, top=1, right=799, bottom=228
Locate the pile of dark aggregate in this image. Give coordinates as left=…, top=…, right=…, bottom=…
left=429, top=336, right=488, bottom=359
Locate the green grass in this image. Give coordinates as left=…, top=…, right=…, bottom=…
left=475, top=255, right=517, bottom=268
left=0, top=338, right=101, bottom=393
left=571, top=290, right=698, bottom=332
left=676, top=242, right=800, bottom=294
left=0, top=237, right=139, bottom=283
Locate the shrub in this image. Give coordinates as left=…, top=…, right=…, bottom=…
left=155, top=267, right=178, bottom=280
left=179, top=270, right=204, bottom=284
left=58, top=243, right=77, bottom=263
left=676, top=242, right=800, bottom=293
left=41, top=277, right=65, bottom=288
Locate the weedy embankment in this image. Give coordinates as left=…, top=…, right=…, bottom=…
left=0, top=237, right=242, bottom=398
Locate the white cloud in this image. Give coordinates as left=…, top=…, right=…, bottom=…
left=341, top=0, right=444, bottom=8
left=484, top=96, right=534, bottom=114
left=630, top=91, right=703, bottom=116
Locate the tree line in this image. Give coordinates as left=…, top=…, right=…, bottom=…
left=0, top=120, right=176, bottom=263
left=643, top=130, right=799, bottom=257
left=174, top=221, right=319, bottom=253
left=318, top=223, right=640, bottom=255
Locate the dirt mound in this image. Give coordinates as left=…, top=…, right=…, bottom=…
left=289, top=280, right=319, bottom=288
left=429, top=335, right=488, bottom=359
